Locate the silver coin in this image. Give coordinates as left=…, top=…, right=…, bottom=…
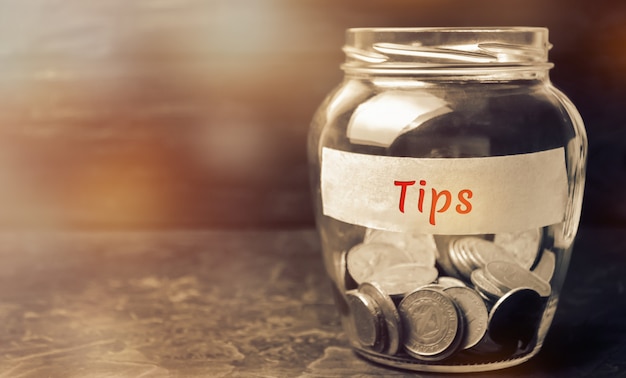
left=433, top=235, right=464, bottom=279
left=359, top=282, right=402, bottom=355
left=337, top=250, right=348, bottom=291
left=364, top=229, right=437, bottom=267
left=488, top=287, right=544, bottom=347
left=451, top=237, right=481, bottom=271
left=403, top=232, right=438, bottom=267
left=447, top=238, right=477, bottom=280
left=460, top=237, right=516, bottom=269
left=337, top=250, right=357, bottom=292
left=434, top=235, right=493, bottom=280
left=532, top=249, right=556, bottom=282
left=484, top=260, right=551, bottom=297
left=470, top=269, right=506, bottom=302
left=437, top=276, right=467, bottom=288
left=416, top=283, right=448, bottom=292
left=493, top=228, right=543, bottom=269
left=346, top=242, right=413, bottom=284
left=444, top=286, right=489, bottom=350
left=398, top=287, right=462, bottom=359
left=346, top=290, right=385, bottom=352
left=363, top=229, right=409, bottom=250
left=369, top=263, right=439, bottom=298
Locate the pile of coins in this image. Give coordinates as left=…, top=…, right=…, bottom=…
left=340, top=229, right=555, bottom=362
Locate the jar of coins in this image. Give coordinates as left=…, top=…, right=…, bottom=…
left=308, top=27, right=587, bottom=373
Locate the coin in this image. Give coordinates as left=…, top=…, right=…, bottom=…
left=403, top=233, right=438, bottom=267
left=416, top=283, right=448, bottom=292
left=433, top=235, right=465, bottom=279
left=484, top=260, right=551, bottom=297
left=437, top=276, right=467, bottom=288
left=532, top=249, right=556, bottom=282
left=359, top=282, right=403, bottom=355
left=364, top=229, right=437, bottom=267
left=434, top=235, right=495, bottom=280
left=338, top=250, right=357, bottom=292
left=444, top=286, right=489, bottom=350
left=346, top=242, right=413, bottom=284
left=493, top=228, right=543, bottom=269
left=470, top=237, right=516, bottom=267
left=398, top=287, right=462, bottom=359
left=346, top=290, right=385, bottom=352
left=458, top=237, right=516, bottom=271
left=488, top=287, right=544, bottom=347
left=363, top=229, right=408, bottom=249
left=470, top=269, right=506, bottom=302
left=368, top=263, right=439, bottom=298
left=447, top=238, right=477, bottom=280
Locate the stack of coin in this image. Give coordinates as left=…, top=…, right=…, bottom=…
left=433, top=235, right=467, bottom=279
left=344, top=278, right=546, bottom=362
left=338, top=226, right=553, bottom=363
left=345, top=281, right=403, bottom=355
left=346, top=289, right=385, bottom=352
left=447, top=237, right=516, bottom=280
left=434, top=229, right=544, bottom=282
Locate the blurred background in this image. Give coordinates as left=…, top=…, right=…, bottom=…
left=0, top=0, right=623, bottom=229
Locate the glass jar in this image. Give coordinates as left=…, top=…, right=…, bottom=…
left=308, top=27, right=587, bottom=373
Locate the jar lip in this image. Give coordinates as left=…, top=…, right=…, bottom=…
left=346, top=26, right=549, bottom=34
left=343, top=27, right=552, bottom=73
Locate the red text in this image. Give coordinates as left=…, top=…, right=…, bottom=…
left=394, top=180, right=473, bottom=225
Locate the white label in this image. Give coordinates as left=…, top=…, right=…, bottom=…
left=321, top=147, right=568, bottom=234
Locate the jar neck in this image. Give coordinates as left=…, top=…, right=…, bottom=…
left=342, top=27, right=554, bottom=83
left=343, top=67, right=552, bottom=84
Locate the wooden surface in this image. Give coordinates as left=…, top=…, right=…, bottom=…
left=0, top=226, right=624, bottom=377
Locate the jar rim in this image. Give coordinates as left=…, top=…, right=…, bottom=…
left=343, top=27, right=553, bottom=75
left=346, top=26, right=549, bottom=34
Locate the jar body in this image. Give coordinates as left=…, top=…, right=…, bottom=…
left=308, top=28, right=587, bottom=373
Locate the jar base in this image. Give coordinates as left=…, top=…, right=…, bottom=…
left=353, top=345, right=540, bottom=373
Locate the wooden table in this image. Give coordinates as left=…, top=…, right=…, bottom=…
left=0, top=227, right=624, bottom=377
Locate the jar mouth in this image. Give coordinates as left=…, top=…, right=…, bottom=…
left=342, top=27, right=553, bottom=75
